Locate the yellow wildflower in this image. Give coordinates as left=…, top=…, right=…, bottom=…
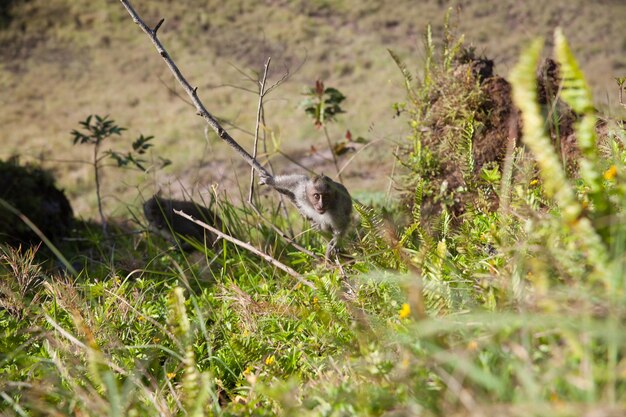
left=167, top=372, right=176, bottom=379
left=265, top=355, right=275, bottom=366
left=312, top=296, right=319, bottom=307
left=604, top=165, right=617, bottom=180
left=243, top=366, right=252, bottom=376
left=550, top=391, right=561, bottom=404
left=529, top=179, right=538, bottom=186
left=399, top=303, right=411, bottom=319
left=152, top=337, right=160, bottom=343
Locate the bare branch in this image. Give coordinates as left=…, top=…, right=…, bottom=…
left=323, top=126, right=343, bottom=183
left=157, top=75, right=193, bottom=106
left=248, top=57, right=271, bottom=203
left=277, top=150, right=317, bottom=175
left=205, top=83, right=258, bottom=94
left=174, top=209, right=316, bottom=290
left=119, top=0, right=271, bottom=178
left=264, top=65, right=293, bottom=95
left=153, top=18, right=164, bottom=34
left=337, top=138, right=384, bottom=177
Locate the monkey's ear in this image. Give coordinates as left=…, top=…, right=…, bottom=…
left=312, top=172, right=324, bottom=182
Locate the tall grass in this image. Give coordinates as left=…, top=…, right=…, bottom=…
left=2, top=25, right=626, bottom=417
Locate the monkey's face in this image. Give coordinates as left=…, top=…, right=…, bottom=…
left=307, top=185, right=333, bottom=214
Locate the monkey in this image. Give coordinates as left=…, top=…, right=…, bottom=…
left=259, top=173, right=352, bottom=259
left=143, top=195, right=222, bottom=249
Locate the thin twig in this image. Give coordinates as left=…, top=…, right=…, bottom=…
left=157, top=75, right=193, bottom=106
left=248, top=57, right=271, bottom=203
left=277, top=150, right=317, bottom=175
left=174, top=209, right=316, bottom=290
left=119, top=0, right=270, bottom=178
left=259, top=106, right=294, bottom=235
left=264, top=66, right=292, bottom=95
left=93, top=142, right=108, bottom=236
left=248, top=203, right=320, bottom=260
left=336, top=138, right=384, bottom=178
left=386, top=144, right=400, bottom=204
left=323, top=126, right=343, bottom=183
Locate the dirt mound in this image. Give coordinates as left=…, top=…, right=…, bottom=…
left=474, top=57, right=580, bottom=177
left=412, top=53, right=581, bottom=220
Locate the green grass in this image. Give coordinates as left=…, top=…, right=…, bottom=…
left=2, top=2, right=626, bottom=416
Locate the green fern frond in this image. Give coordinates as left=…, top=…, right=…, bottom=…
left=188, top=372, right=212, bottom=417
left=167, top=286, right=190, bottom=341
left=388, top=49, right=413, bottom=92
left=554, top=28, right=594, bottom=114
left=510, top=38, right=609, bottom=281
left=355, top=203, right=406, bottom=269
left=317, top=276, right=347, bottom=319
left=423, top=24, right=434, bottom=88
left=554, top=28, right=610, bottom=221
left=412, top=179, right=423, bottom=224
left=461, top=117, right=476, bottom=182
left=509, top=39, right=579, bottom=221
left=421, top=274, right=453, bottom=314
left=399, top=223, right=420, bottom=250
left=166, top=287, right=205, bottom=414
left=442, top=7, right=464, bottom=70
left=435, top=209, right=451, bottom=240
left=355, top=203, right=384, bottom=238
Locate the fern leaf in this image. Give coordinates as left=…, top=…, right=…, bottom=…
left=554, top=28, right=611, bottom=238
left=554, top=28, right=594, bottom=114
left=412, top=179, right=423, bottom=224
left=388, top=49, right=414, bottom=96
left=461, top=117, right=475, bottom=182
left=509, top=39, right=579, bottom=221
left=510, top=38, right=609, bottom=281
left=423, top=24, right=434, bottom=88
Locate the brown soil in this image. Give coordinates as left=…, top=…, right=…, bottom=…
left=417, top=54, right=583, bottom=220
left=474, top=57, right=580, bottom=176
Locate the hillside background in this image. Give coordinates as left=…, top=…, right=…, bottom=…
left=2, top=0, right=626, bottom=218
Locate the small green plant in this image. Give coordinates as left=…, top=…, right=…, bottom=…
left=302, top=80, right=346, bottom=128
left=301, top=81, right=351, bottom=181
left=71, top=114, right=167, bottom=235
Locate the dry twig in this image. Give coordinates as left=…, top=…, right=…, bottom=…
left=174, top=209, right=316, bottom=290
left=119, top=0, right=270, bottom=178
left=247, top=203, right=321, bottom=261
left=248, top=57, right=271, bottom=203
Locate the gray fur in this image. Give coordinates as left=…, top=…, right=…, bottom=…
left=263, top=173, right=353, bottom=238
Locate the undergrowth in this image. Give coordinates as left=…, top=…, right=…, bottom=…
left=2, top=19, right=626, bottom=417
